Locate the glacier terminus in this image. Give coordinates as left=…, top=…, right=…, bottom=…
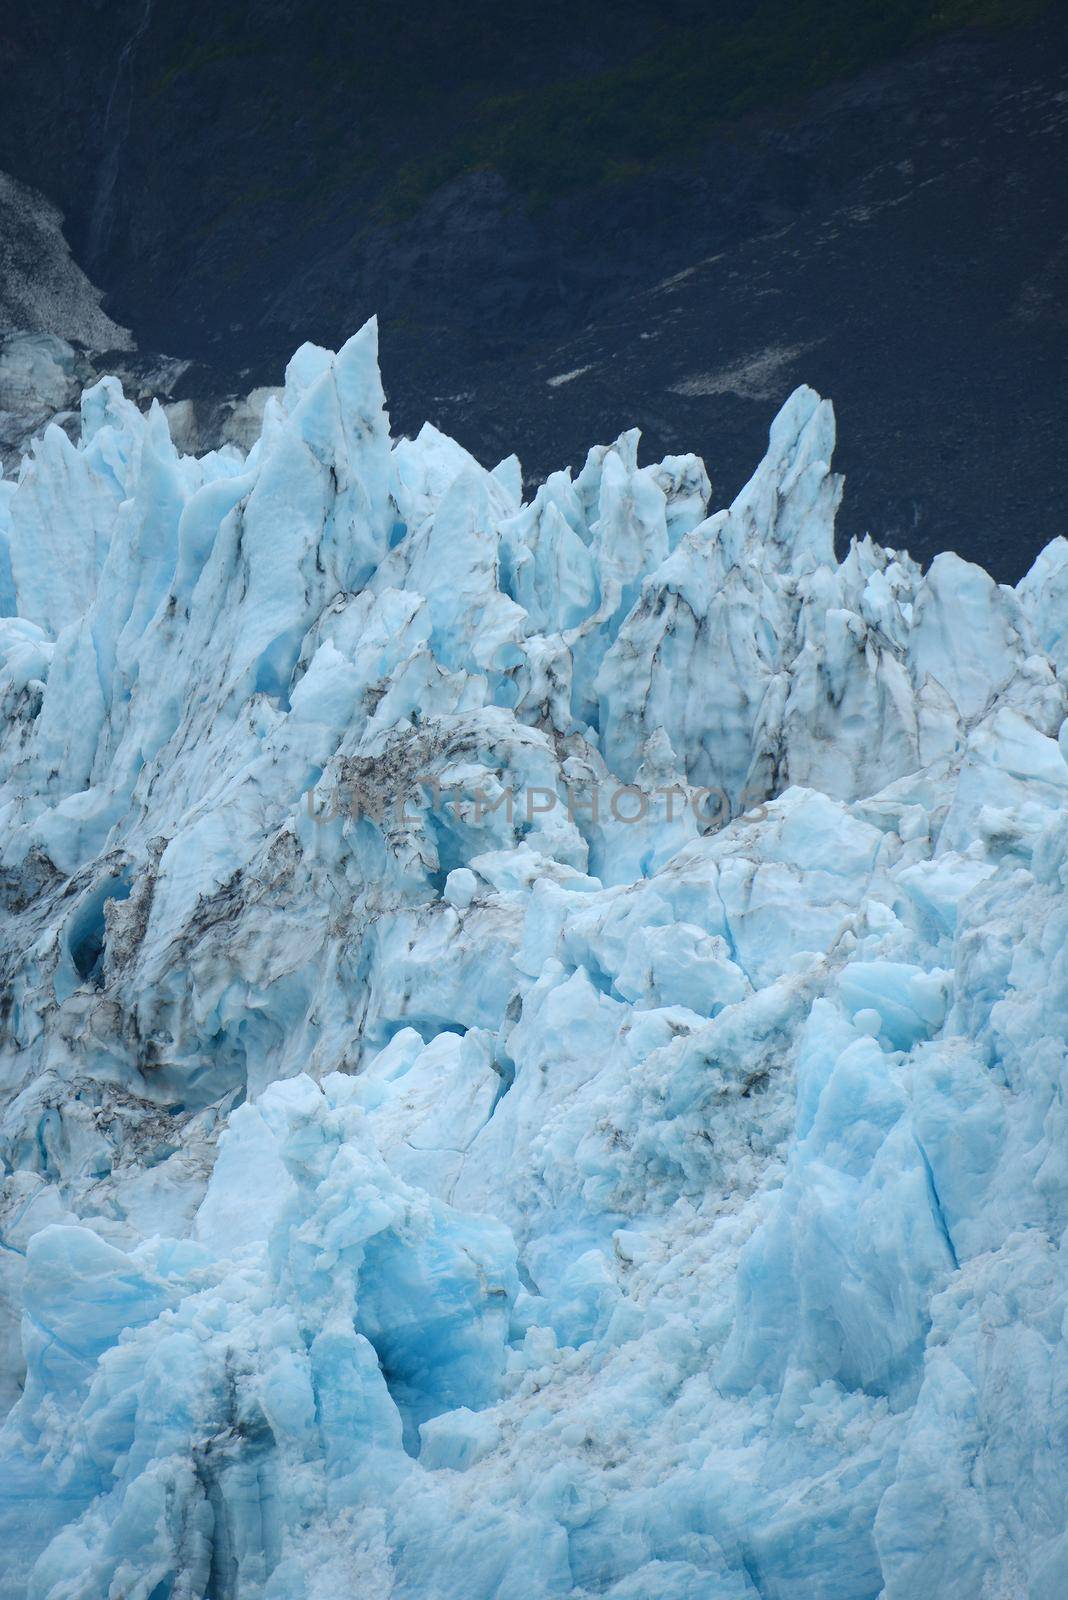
left=0, top=320, right=1066, bottom=1598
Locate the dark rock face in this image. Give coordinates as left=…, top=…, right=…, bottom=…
left=1, top=1, right=1066, bottom=578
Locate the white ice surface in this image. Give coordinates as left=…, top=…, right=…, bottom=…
left=0, top=320, right=1066, bottom=1598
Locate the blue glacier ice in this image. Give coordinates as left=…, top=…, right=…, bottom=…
left=0, top=319, right=1067, bottom=1597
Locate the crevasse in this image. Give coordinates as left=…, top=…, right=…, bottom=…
left=0, top=319, right=1066, bottom=1599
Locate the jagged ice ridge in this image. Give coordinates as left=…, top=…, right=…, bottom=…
left=0, top=320, right=1067, bottom=1598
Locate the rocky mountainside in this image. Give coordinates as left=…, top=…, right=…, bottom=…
left=1, top=0, right=1065, bottom=577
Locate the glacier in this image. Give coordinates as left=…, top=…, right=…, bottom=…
left=0, top=318, right=1066, bottom=1598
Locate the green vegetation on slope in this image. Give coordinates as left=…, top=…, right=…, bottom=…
left=381, top=0, right=1051, bottom=212
left=145, top=0, right=1051, bottom=228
